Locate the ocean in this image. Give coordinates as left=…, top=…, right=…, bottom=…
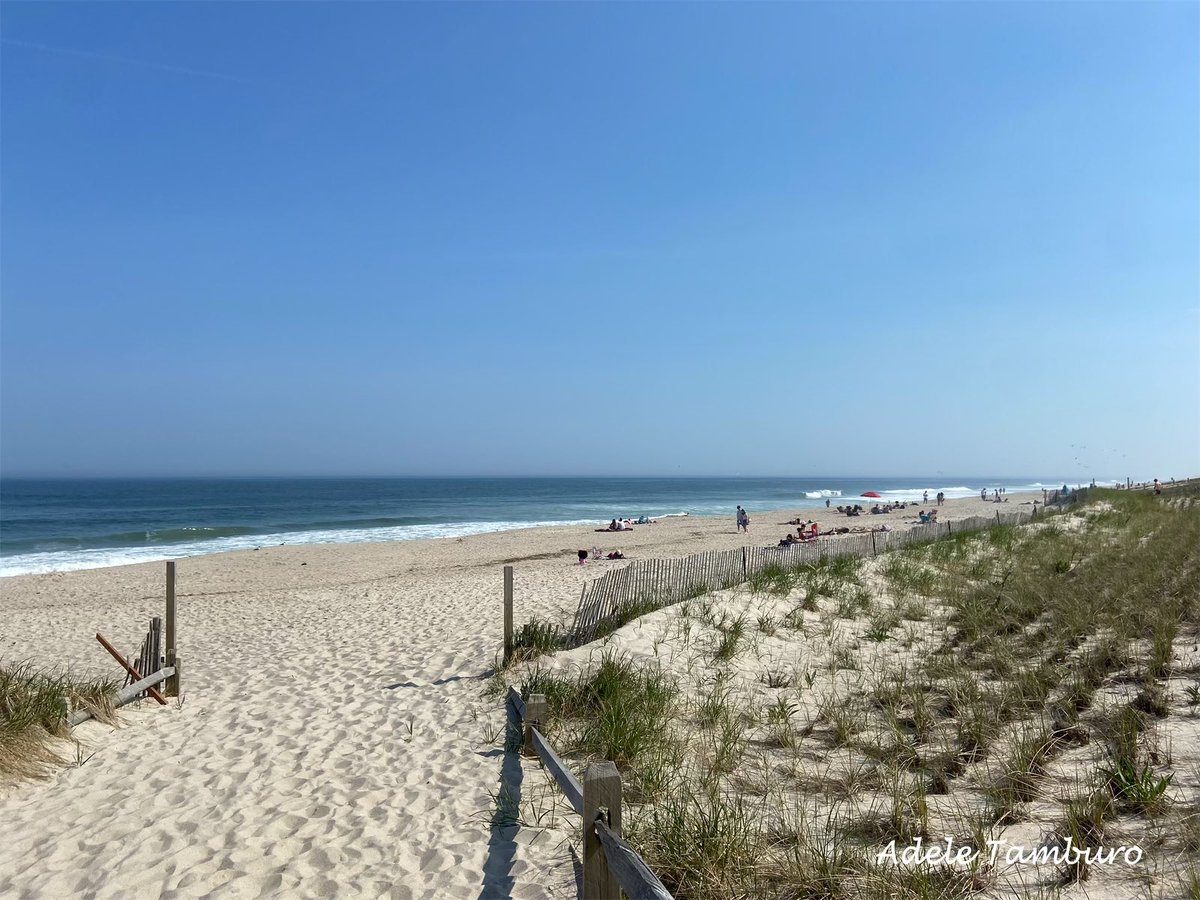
left=0, top=476, right=1100, bottom=576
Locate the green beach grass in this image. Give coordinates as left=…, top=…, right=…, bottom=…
left=0, top=663, right=119, bottom=782
left=505, top=485, right=1200, bottom=899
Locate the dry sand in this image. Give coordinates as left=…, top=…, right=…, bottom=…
left=0, top=492, right=1040, bottom=898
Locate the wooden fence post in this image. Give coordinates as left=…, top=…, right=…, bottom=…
left=164, top=561, right=179, bottom=697
left=523, top=693, right=546, bottom=756
left=996, top=510, right=1001, bottom=524
left=870, top=531, right=877, bottom=556
left=583, top=760, right=622, bottom=900
left=503, top=565, right=514, bottom=664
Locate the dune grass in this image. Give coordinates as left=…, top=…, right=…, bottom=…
left=512, top=488, right=1200, bottom=899
left=0, top=662, right=119, bottom=782
left=523, top=651, right=682, bottom=800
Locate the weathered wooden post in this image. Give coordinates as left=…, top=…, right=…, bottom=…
left=583, top=760, right=622, bottom=900
left=503, top=565, right=514, bottom=665
left=996, top=510, right=1001, bottom=524
left=164, top=561, right=179, bottom=697
left=870, top=531, right=877, bottom=556
left=523, top=693, right=546, bottom=756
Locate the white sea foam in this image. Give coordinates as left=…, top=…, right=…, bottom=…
left=804, top=490, right=843, bottom=498
left=0, top=519, right=598, bottom=578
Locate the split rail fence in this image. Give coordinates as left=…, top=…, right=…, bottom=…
left=506, top=688, right=673, bottom=900
left=568, top=491, right=1089, bottom=647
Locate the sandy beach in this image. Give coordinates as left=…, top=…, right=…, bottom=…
left=0, top=493, right=1043, bottom=898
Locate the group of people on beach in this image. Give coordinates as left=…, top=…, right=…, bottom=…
left=982, top=487, right=1009, bottom=503
left=736, top=506, right=750, bottom=533
left=777, top=522, right=820, bottom=546
left=779, top=523, right=890, bottom=545
left=602, top=515, right=654, bottom=532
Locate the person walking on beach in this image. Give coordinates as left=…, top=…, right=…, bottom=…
left=923, top=491, right=929, bottom=504
left=981, top=487, right=987, bottom=501
left=736, top=506, right=745, bottom=533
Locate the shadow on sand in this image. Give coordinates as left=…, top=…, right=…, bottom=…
left=478, top=709, right=525, bottom=899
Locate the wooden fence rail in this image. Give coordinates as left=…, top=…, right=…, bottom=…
left=594, top=818, right=673, bottom=900
left=507, top=687, right=674, bottom=900
left=68, top=666, right=176, bottom=727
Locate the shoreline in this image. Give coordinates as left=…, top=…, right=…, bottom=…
left=0, top=488, right=1051, bottom=580
left=0, top=490, right=1043, bottom=585
left=0, top=478, right=1106, bottom=578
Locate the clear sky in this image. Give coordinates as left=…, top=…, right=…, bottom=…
left=1, top=2, right=1197, bottom=479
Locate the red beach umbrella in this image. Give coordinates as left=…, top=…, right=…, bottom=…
left=862, top=491, right=882, bottom=498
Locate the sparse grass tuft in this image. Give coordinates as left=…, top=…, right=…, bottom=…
left=1, top=662, right=119, bottom=782
left=506, top=616, right=562, bottom=665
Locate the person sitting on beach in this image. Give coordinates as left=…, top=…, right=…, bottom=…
left=928, top=509, right=938, bottom=522
left=917, top=511, right=930, bottom=523
left=608, top=519, right=619, bottom=531
left=606, top=551, right=625, bottom=560
left=871, top=504, right=883, bottom=514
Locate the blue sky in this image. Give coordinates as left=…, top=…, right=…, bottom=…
left=2, top=2, right=1197, bottom=479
